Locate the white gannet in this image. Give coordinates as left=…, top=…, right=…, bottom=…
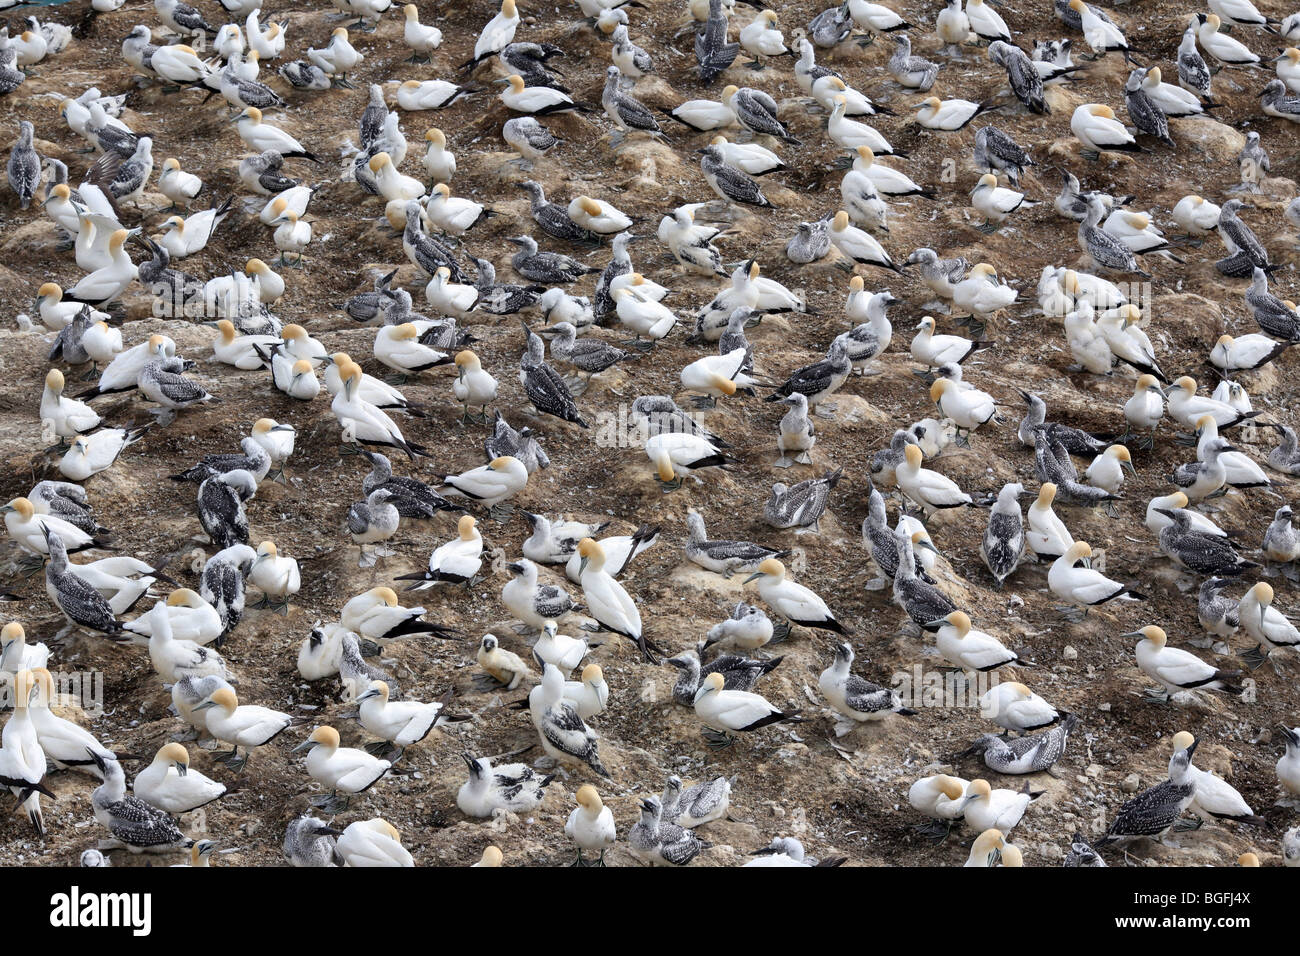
left=933, top=611, right=1020, bottom=673
left=745, top=557, right=846, bottom=635
left=1049, top=541, right=1144, bottom=618
left=1197, top=13, right=1261, bottom=68
left=896, top=443, right=973, bottom=514
left=41, top=369, right=102, bottom=441
left=1168, top=730, right=1260, bottom=826
left=1070, top=104, right=1141, bottom=158
left=234, top=107, right=318, bottom=162
left=294, top=725, right=391, bottom=814
left=0, top=670, right=51, bottom=836
left=357, top=680, right=461, bottom=756
left=336, top=818, right=414, bottom=867
left=1237, top=582, right=1300, bottom=670
left=133, top=742, right=226, bottom=814
left=980, top=681, right=1060, bottom=734
left=1128, top=625, right=1241, bottom=699
left=693, top=671, right=800, bottom=748
left=193, top=685, right=292, bottom=772
left=27, top=667, right=116, bottom=777
left=576, top=537, right=658, bottom=662
left=566, top=784, right=616, bottom=866
left=962, top=778, right=1041, bottom=833
left=124, top=588, right=222, bottom=647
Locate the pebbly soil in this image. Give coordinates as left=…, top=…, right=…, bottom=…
left=0, top=0, right=1299, bottom=866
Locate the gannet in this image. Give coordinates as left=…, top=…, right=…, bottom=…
left=1278, top=727, right=1300, bottom=802
left=89, top=750, right=187, bottom=854
left=199, top=544, right=255, bottom=640
left=962, top=779, right=1042, bottom=833
left=26, top=667, right=117, bottom=777
left=124, top=588, right=222, bottom=647
left=522, top=512, right=606, bottom=565
left=980, top=681, right=1060, bottom=735
left=62, top=229, right=137, bottom=308
left=133, top=743, right=225, bottom=814
left=765, top=468, right=842, bottom=530
left=1237, top=581, right=1300, bottom=671
left=195, top=470, right=255, bottom=552
left=4, top=496, right=106, bottom=559
left=41, top=370, right=102, bottom=441
left=963, top=714, right=1077, bottom=774
left=909, top=773, right=970, bottom=836
left=294, top=726, right=390, bottom=813
left=6, top=121, right=38, bottom=210
left=475, top=633, right=532, bottom=690
left=745, top=557, right=845, bottom=635
left=457, top=752, right=553, bottom=817
left=818, top=643, right=914, bottom=730
left=1190, top=416, right=1269, bottom=489
left=666, top=644, right=782, bottom=706
left=1197, top=12, right=1261, bottom=67
left=978, top=483, right=1028, bottom=587
left=530, top=620, right=589, bottom=675
left=504, top=559, right=577, bottom=633
left=143, top=599, right=228, bottom=684
left=704, top=603, right=774, bottom=655
left=43, top=530, right=125, bottom=637
left=532, top=663, right=609, bottom=776
left=629, top=796, right=709, bottom=865
left=358, top=679, right=462, bottom=756
left=1168, top=198, right=1221, bottom=246
left=138, top=357, right=217, bottom=424
left=576, top=537, right=658, bottom=662
left=1165, top=731, right=1261, bottom=827
left=0, top=623, right=48, bottom=676
left=1049, top=541, right=1144, bottom=618
left=1127, top=624, right=1241, bottom=700
left=1164, top=376, right=1256, bottom=431
left=333, top=360, right=428, bottom=459
left=827, top=96, right=901, bottom=155
left=1098, top=737, right=1199, bottom=851
left=283, top=815, right=339, bottom=867
left=306, top=27, right=363, bottom=87
left=931, top=378, right=997, bottom=441
left=332, top=819, right=413, bottom=868
left=0, top=669, right=51, bottom=836
left=895, top=444, right=972, bottom=516
left=660, top=775, right=732, bottom=831
left=961, top=828, right=1006, bottom=867
left=565, top=785, right=616, bottom=866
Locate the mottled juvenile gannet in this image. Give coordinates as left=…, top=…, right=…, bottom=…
left=963, top=714, right=1077, bottom=774
left=88, top=750, right=187, bottom=854
left=819, top=643, right=915, bottom=731
left=1098, top=737, right=1199, bottom=851
left=981, top=483, right=1028, bottom=586
left=765, top=468, right=841, bottom=530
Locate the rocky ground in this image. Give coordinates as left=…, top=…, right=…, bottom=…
left=1, top=0, right=1299, bottom=866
